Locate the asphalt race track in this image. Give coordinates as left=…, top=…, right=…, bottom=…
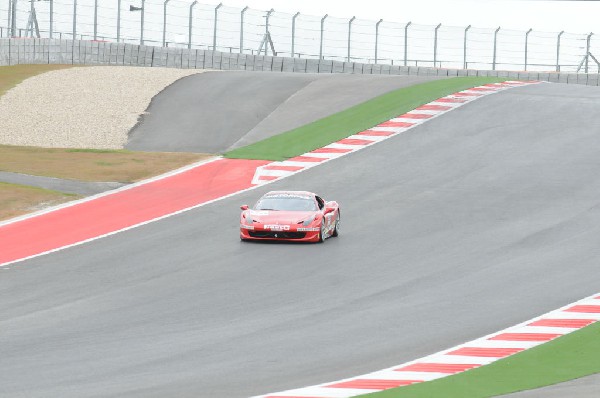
left=126, top=71, right=440, bottom=153
left=2, top=82, right=600, bottom=398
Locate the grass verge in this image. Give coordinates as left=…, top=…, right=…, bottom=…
left=0, top=182, right=81, bottom=221
left=225, top=76, right=506, bottom=161
left=361, top=321, right=600, bottom=398
left=0, top=64, right=74, bottom=97
left=0, top=145, right=212, bottom=182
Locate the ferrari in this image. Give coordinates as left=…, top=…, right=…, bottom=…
left=240, top=191, right=340, bottom=243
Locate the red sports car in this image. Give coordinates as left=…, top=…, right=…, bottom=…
left=240, top=191, right=340, bottom=243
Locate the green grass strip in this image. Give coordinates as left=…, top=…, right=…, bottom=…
left=360, top=320, right=600, bottom=398
left=225, top=76, right=506, bottom=161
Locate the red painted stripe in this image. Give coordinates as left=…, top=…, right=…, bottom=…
left=327, top=379, right=421, bottom=389
left=258, top=175, right=280, bottom=181
left=357, top=130, right=395, bottom=136
left=467, top=87, right=497, bottom=91
left=489, top=333, right=561, bottom=342
left=310, top=147, right=353, bottom=154
left=565, top=305, right=600, bottom=313
left=377, top=121, right=414, bottom=128
left=337, top=138, right=374, bottom=146
left=397, top=113, right=433, bottom=119
left=0, top=158, right=270, bottom=265
left=528, top=319, right=596, bottom=328
left=287, top=156, right=327, bottom=163
left=434, top=97, right=468, bottom=103
left=416, top=104, right=452, bottom=111
left=262, top=165, right=304, bottom=171
left=395, top=363, right=479, bottom=373
left=595, top=295, right=600, bottom=299
left=447, top=347, right=524, bottom=357
left=453, top=92, right=483, bottom=97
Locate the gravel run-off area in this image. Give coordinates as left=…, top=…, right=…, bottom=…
left=0, top=66, right=204, bottom=149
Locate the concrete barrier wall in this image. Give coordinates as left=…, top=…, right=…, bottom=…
left=0, top=38, right=598, bottom=86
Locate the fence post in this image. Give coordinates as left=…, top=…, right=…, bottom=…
left=213, top=3, right=223, bottom=51
left=492, top=26, right=500, bottom=70
left=524, top=28, right=532, bottom=71
left=93, top=0, right=98, bottom=40
left=375, top=19, right=383, bottom=64
left=585, top=32, right=593, bottom=73
left=50, top=0, right=54, bottom=38
left=404, top=21, right=411, bottom=66
left=433, top=23, right=441, bottom=68
left=188, top=1, right=197, bottom=49
left=556, top=31, right=564, bottom=72
left=240, top=6, right=248, bottom=53
left=463, top=24, right=471, bottom=69
left=116, top=0, right=121, bottom=42
left=11, top=0, right=17, bottom=37
left=72, top=0, right=77, bottom=39
left=347, top=16, right=355, bottom=62
left=291, top=12, right=299, bottom=57
left=140, top=0, right=145, bottom=45
left=6, top=0, right=11, bottom=36
left=320, top=14, right=328, bottom=59
left=163, top=0, right=171, bottom=47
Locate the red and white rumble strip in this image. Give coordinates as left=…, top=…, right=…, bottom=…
left=253, top=293, right=600, bottom=398
left=251, top=81, right=539, bottom=185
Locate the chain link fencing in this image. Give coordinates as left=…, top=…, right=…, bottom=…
left=1, top=0, right=599, bottom=73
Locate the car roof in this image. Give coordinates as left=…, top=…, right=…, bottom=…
left=263, top=190, right=315, bottom=197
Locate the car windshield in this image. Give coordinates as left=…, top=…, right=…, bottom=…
left=255, top=195, right=317, bottom=211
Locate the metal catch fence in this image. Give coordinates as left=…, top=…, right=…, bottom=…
left=2, top=0, right=599, bottom=73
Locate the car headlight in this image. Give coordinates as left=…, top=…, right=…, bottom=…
left=243, top=215, right=254, bottom=225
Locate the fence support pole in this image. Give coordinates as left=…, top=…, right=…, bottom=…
left=320, top=14, right=328, bottom=59
left=50, top=0, right=54, bottom=38
left=162, top=0, right=171, bottom=47
left=433, top=23, right=441, bottom=68
left=116, top=0, right=121, bottom=41
left=140, top=0, right=145, bottom=45
left=524, top=28, right=532, bottom=71
left=492, top=26, right=500, bottom=70
left=463, top=24, right=471, bottom=69
left=404, top=21, right=411, bottom=66
left=347, top=16, right=355, bottom=62
left=291, top=12, right=299, bottom=58
left=7, top=0, right=11, bottom=37
left=72, top=0, right=77, bottom=39
left=212, top=3, right=223, bottom=51
left=556, top=31, right=564, bottom=72
left=585, top=32, right=593, bottom=73
left=239, top=6, right=248, bottom=53
left=93, top=0, right=98, bottom=40
left=188, top=1, right=197, bottom=49
left=375, top=19, right=383, bottom=64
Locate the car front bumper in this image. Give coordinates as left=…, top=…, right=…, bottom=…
left=240, top=224, right=321, bottom=242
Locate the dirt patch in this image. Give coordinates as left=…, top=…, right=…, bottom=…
left=0, top=145, right=213, bottom=182
left=0, top=182, right=81, bottom=221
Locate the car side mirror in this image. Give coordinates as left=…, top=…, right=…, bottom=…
left=324, top=207, right=335, bottom=214
left=240, top=205, right=249, bottom=210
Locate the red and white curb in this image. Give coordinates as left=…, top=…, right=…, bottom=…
left=251, top=81, right=540, bottom=186
left=253, top=293, right=600, bottom=398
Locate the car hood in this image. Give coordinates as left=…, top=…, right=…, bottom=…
left=246, top=210, right=318, bottom=224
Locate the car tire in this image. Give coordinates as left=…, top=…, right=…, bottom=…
left=318, top=221, right=326, bottom=243
left=332, top=211, right=340, bottom=237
